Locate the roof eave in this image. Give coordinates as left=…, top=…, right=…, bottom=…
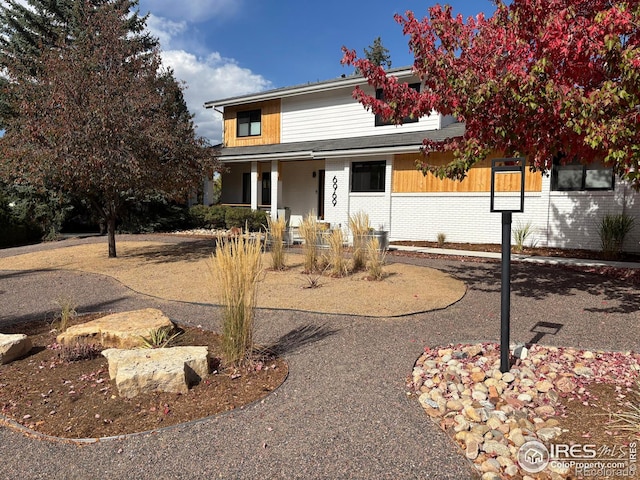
left=205, top=68, right=416, bottom=109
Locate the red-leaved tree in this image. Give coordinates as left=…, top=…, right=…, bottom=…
left=342, top=0, right=640, bottom=188
left=0, top=0, right=217, bottom=257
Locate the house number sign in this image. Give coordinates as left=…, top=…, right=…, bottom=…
left=332, top=176, right=338, bottom=207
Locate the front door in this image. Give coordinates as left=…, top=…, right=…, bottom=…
left=317, top=169, right=325, bottom=219
left=261, top=172, right=271, bottom=206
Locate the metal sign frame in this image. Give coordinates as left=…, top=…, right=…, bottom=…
left=490, top=158, right=526, bottom=213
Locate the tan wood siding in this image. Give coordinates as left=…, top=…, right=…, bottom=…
left=224, top=100, right=281, bottom=147
left=392, top=152, right=542, bottom=193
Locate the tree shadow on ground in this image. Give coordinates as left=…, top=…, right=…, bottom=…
left=0, top=297, right=134, bottom=329
left=404, top=258, right=640, bottom=314
left=120, top=238, right=218, bottom=264
left=260, top=324, right=340, bottom=357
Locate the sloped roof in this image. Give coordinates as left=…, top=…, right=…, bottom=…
left=219, top=122, right=465, bottom=162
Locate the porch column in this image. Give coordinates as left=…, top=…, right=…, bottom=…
left=250, top=161, right=258, bottom=210
left=270, top=160, right=279, bottom=219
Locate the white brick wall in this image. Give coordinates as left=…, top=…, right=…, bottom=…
left=388, top=175, right=640, bottom=252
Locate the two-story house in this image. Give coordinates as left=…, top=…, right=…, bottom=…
left=205, top=67, right=639, bottom=252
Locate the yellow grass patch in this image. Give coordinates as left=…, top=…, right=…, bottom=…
left=0, top=241, right=466, bottom=317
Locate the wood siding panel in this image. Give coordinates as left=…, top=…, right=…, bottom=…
left=224, top=99, right=281, bottom=147
left=393, top=152, right=543, bottom=193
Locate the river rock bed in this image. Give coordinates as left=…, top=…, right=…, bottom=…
left=410, top=343, right=640, bottom=479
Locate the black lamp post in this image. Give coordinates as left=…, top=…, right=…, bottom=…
left=490, top=158, right=526, bottom=373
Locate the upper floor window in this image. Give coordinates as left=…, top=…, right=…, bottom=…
left=237, top=109, right=261, bottom=137
left=375, top=82, right=421, bottom=127
left=351, top=161, right=386, bottom=192
left=551, top=157, right=614, bottom=191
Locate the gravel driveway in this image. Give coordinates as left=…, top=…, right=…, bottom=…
left=0, top=235, right=638, bottom=480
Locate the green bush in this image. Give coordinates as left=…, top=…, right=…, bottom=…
left=205, top=205, right=229, bottom=229
left=118, top=197, right=190, bottom=233
left=599, top=213, right=635, bottom=259
left=188, top=204, right=210, bottom=228
left=225, top=208, right=267, bottom=232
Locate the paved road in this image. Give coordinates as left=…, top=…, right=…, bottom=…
left=0, top=235, right=638, bottom=480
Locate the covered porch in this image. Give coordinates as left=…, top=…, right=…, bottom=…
left=219, top=158, right=327, bottom=223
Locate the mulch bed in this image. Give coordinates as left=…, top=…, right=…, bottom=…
left=0, top=314, right=288, bottom=439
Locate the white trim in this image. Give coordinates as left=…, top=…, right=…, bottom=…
left=222, top=151, right=314, bottom=162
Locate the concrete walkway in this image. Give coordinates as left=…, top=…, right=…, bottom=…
left=0, top=235, right=638, bottom=480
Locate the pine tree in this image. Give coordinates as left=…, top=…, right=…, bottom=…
left=363, top=37, right=392, bottom=69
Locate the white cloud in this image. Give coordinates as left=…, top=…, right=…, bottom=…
left=140, top=0, right=240, bottom=23
left=145, top=14, right=187, bottom=48
left=160, top=50, right=272, bottom=143
left=145, top=13, right=272, bottom=142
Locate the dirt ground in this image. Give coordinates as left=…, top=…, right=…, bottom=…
left=0, top=241, right=466, bottom=317
left=0, top=314, right=287, bottom=439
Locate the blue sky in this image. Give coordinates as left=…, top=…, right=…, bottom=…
left=137, top=0, right=499, bottom=143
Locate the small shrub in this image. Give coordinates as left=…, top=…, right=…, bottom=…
left=513, top=221, right=535, bottom=253
left=54, top=342, right=103, bottom=362
left=267, top=216, right=287, bottom=270
left=206, top=205, right=229, bottom=229
left=209, top=234, right=263, bottom=367
left=188, top=204, right=210, bottom=228
left=139, top=326, right=183, bottom=349
left=599, top=213, right=635, bottom=259
left=225, top=208, right=267, bottom=232
left=299, top=212, right=320, bottom=273
left=349, top=211, right=370, bottom=271
left=326, top=227, right=347, bottom=277
left=53, top=296, right=77, bottom=333
left=436, top=232, right=446, bottom=248
left=366, top=237, right=387, bottom=280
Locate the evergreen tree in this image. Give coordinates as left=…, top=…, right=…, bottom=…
left=363, top=37, right=392, bottom=69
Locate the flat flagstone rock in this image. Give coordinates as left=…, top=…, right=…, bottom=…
left=56, top=308, right=174, bottom=349
left=102, top=346, right=209, bottom=398
left=0, top=333, right=32, bottom=364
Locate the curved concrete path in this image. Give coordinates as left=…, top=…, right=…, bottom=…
left=0, top=235, right=638, bottom=480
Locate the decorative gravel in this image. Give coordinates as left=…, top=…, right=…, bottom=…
left=410, top=343, right=640, bottom=479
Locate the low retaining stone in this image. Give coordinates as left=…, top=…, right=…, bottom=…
left=0, top=333, right=32, bottom=364
left=57, top=308, right=174, bottom=349
left=102, top=346, right=209, bottom=398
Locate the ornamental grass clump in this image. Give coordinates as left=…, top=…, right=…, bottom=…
left=349, top=211, right=370, bottom=271
left=267, top=216, right=287, bottom=270
left=326, top=227, right=347, bottom=277
left=299, top=212, right=320, bottom=273
left=210, top=234, right=263, bottom=367
left=139, top=326, right=183, bottom=349
left=611, top=379, right=640, bottom=440
left=366, top=237, right=386, bottom=280
left=513, top=221, right=535, bottom=253
left=599, top=213, right=635, bottom=259
left=53, top=296, right=77, bottom=333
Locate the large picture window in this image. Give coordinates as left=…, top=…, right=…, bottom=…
left=551, top=158, right=614, bottom=191
left=375, top=82, right=421, bottom=126
left=237, top=109, right=261, bottom=137
left=351, top=161, right=386, bottom=192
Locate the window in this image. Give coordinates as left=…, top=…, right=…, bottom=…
left=237, top=109, right=261, bottom=137
left=351, top=161, right=386, bottom=192
left=375, top=82, right=420, bottom=126
left=551, top=157, right=614, bottom=191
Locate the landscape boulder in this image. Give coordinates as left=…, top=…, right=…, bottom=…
left=102, top=346, right=209, bottom=398
left=0, top=333, right=32, bottom=364
left=57, top=308, right=174, bottom=349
